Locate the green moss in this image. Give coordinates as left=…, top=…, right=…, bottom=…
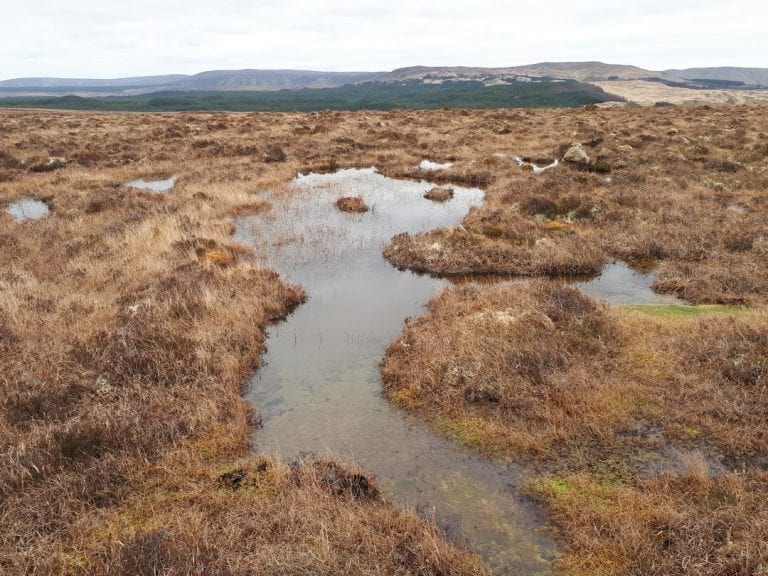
left=530, top=473, right=625, bottom=514
left=665, top=423, right=702, bottom=440
left=622, top=303, right=746, bottom=317
left=433, top=416, right=505, bottom=455
left=591, top=458, right=634, bottom=485
left=547, top=479, right=572, bottom=495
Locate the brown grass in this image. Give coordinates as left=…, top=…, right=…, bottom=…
left=384, top=281, right=768, bottom=457
left=3, top=104, right=768, bottom=575
left=0, top=109, right=497, bottom=575
left=385, top=227, right=604, bottom=276
left=383, top=282, right=624, bottom=456
left=531, top=466, right=768, bottom=576
left=381, top=107, right=768, bottom=305
left=424, top=186, right=454, bottom=202
left=335, top=195, right=369, bottom=213
left=382, top=279, right=768, bottom=573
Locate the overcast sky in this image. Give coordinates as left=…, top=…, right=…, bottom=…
left=2, top=0, right=766, bottom=79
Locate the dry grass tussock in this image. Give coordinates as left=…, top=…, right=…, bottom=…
left=533, top=464, right=768, bottom=576
left=0, top=109, right=495, bottom=575
left=423, top=187, right=454, bottom=202
left=382, top=280, right=768, bottom=574
left=335, top=195, right=369, bottom=213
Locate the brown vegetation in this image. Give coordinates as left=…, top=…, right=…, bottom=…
left=3, top=104, right=768, bottom=575
left=382, top=280, right=768, bottom=574
left=0, top=109, right=494, bottom=575
left=533, top=466, right=768, bottom=576
left=383, top=282, right=768, bottom=458
left=382, top=107, right=768, bottom=306
left=335, top=195, right=369, bottom=213
left=424, top=186, right=454, bottom=202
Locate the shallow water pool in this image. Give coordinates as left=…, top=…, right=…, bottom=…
left=6, top=198, right=49, bottom=221
left=126, top=176, right=177, bottom=193
left=235, top=168, right=679, bottom=574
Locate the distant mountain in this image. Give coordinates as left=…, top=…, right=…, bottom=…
left=172, top=69, right=384, bottom=91
left=0, top=70, right=385, bottom=96
left=381, top=62, right=675, bottom=83
left=665, top=67, right=768, bottom=87
left=0, top=75, right=187, bottom=88
left=509, top=62, right=672, bottom=81
left=2, top=63, right=767, bottom=99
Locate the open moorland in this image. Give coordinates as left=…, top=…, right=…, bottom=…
left=593, top=80, right=768, bottom=106
left=2, top=105, right=767, bottom=575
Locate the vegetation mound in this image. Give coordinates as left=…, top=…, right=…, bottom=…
left=335, top=195, right=369, bottom=213
left=424, top=186, right=454, bottom=202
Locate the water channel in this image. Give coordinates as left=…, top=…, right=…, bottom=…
left=235, top=168, right=674, bottom=574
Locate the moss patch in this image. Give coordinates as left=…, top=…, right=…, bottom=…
left=621, top=303, right=746, bottom=317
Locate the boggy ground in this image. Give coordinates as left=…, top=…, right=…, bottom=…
left=1, top=105, right=767, bottom=575
left=384, top=107, right=768, bottom=306
left=382, top=283, right=768, bottom=574
left=0, top=109, right=497, bottom=575
left=377, top=105, right=768, bottom=574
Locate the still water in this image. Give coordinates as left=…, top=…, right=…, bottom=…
left=236, top=168, right=674, bottom=574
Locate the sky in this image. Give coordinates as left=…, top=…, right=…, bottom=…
left=1, top=0, right=766, bottom=79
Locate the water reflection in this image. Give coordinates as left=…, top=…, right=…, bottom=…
left=6, top=198, right=49, bottom=221
left=126, top=176, right=177, bottom=193
left=236, top=168, right=554, bottom=575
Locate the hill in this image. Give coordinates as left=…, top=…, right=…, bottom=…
left=170, top=69, right=384, bottom=91
left=0, top=74, right=187, bottom=88
left=2, top=62, right=768, bottom=105
left=0, top=70, right=386, bottom=97
left=665, top=67, right=768, bottom=87
left=381, top=62, right=672, bottom=84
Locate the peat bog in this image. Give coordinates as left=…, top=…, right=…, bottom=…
left=1, top=105, right=767, bottom=575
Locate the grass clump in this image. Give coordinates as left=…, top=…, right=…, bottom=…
left=424, top=186, right=454, bottom=202
left=335, top=195, right=369, bottom=213
left=382, top=281, right=620, bottom=456
left=384, top=227, right=604, bottom=276
left=530, top=467, right=768, bottom=576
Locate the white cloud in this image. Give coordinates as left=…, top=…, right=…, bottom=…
left=1, top=0, right=766, bottom=78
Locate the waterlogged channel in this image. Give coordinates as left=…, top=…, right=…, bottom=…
left=235, top=168, right=675, bottom=574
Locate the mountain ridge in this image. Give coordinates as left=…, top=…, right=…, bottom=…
left=382, top=62, right=674, bottom=82
left=664, top=67, right=768, bottom=86
left=2, top=62, right=766, bottom=97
